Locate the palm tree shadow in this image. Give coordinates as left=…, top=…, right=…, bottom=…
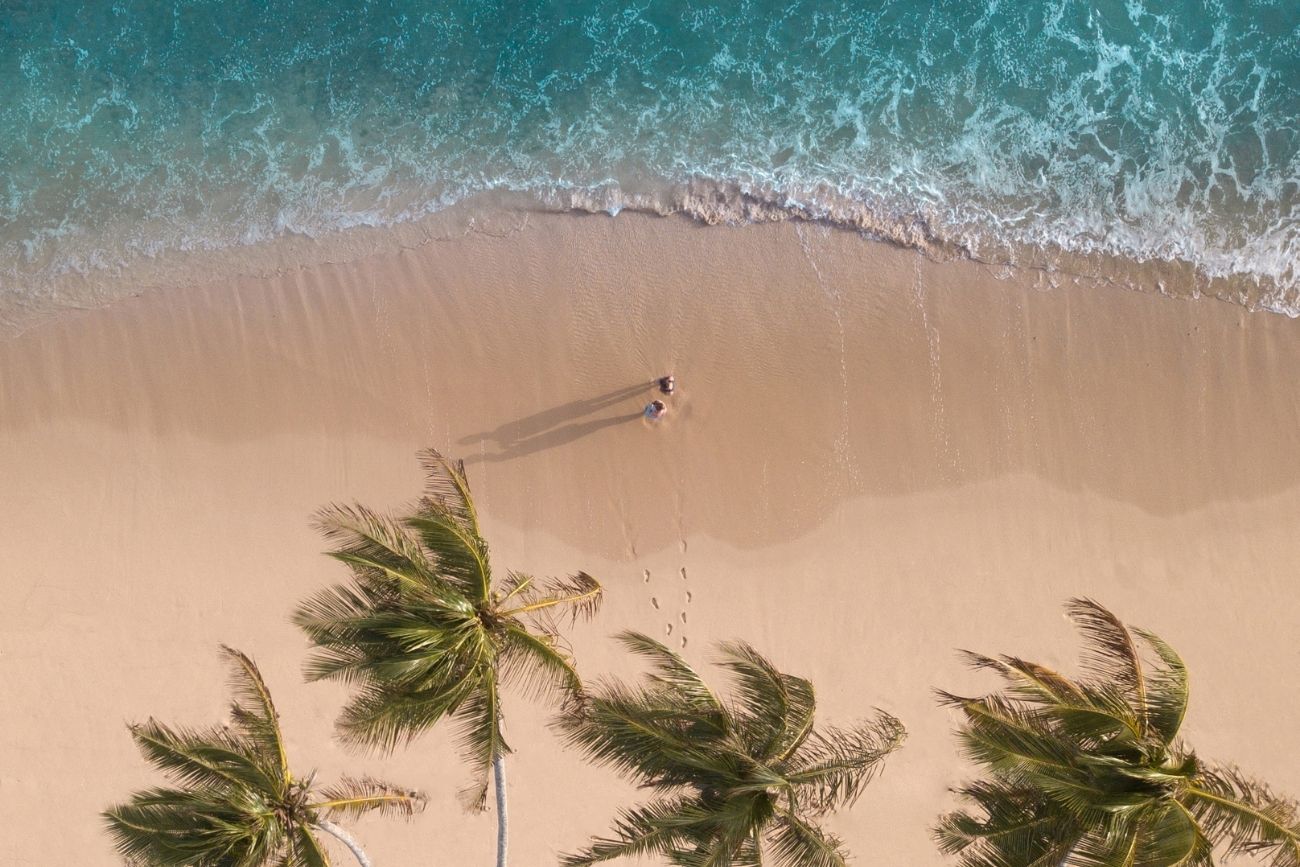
left=461, top=382, right=650, bottom=464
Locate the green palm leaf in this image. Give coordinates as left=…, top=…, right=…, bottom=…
left=290, top=826, right=332, bottom=867
left=1131, top=628, right=1189, bottom=748
left=935, top=598, right=1300, bottom=867
left=1064, top=599, right=1149, bottom=737
left=617, top=630, right=728, bottom=718
left=561, top=634, right=904, bottom=864
left=295, top=449, right=602, bottom=865
left=769, top=810, right=849, bottom=867
left=717, top=640, right=808, bottom=760
left=296, top=448, right=601, bottom=774
left=498, top=621, right=583, bottom=698
left=783, top=716, right=907, bottom=815
left=220, top=645, right=290, bottom=783
left=311, top=776, right=427, bottom=820
left=560, top=797, right=715, bottom=865
left=103, top=648, right=425, bottom=866
left=1185, top=766, right=1300, bottom=866
left=126, top=720, right=281, bottom=795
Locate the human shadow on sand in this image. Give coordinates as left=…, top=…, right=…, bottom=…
left=460, top=382, right=650, bottom=464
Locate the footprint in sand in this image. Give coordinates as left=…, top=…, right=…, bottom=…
left=679, top=539, right=688, bottom=554
left=643, top=569, right=651, bottom=584
left=680, top=611, right=687, bottom=624
left=650, top=597, right=660, bottom=610
left=680, top=566, right=688, bottom=581
left=666, top=623, right=674, bottom=636
left=685, top=590, right=693, bottom=603
left=680, top=636, right=688, bottom=649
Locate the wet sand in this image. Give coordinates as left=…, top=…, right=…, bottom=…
left=3, top=211, right=1299, bottom=865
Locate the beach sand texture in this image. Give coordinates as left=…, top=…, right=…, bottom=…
left=3, top=212, right=1299, bottom=865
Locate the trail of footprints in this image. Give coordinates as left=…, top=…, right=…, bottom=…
left=644, top=560, right=693, bottom=648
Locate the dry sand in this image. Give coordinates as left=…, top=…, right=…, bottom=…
left=3, top=211, right=1299, bottom=866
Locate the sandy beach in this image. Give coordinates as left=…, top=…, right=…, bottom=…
left=3, top=211, right=1300, bottom=865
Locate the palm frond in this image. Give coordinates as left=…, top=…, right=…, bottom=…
left=1132, top=627, right=1189, bottom=746
left=312, top=776, right=428, bottom=820
left=1073, top=682, right=1148, bottom=744
left=1041, top=704, right=1144, bottom=754
left=1064, top=805, right=1208, bottom=867
left=716, top=641, right=810, bottom=762
left=291, top=825, right=332, bottom=867
left=404, top=510, right=492, bottom=602
left=497, top=570, right=536, bottom=606
left=103, top=786, right=285, bottom=866
left=565, top=635, right=898, bottom=866
left=504, top=571, right=605, bottom=626
left=300, top=449, right=602, bottom=821
left=219, top=645, right=289, bottom=785
left=769, top=674, right=818, bottom=765
left=956, top=650, right=1148, bottom=753
left=326, top=549, right=469, bottom=609
left=938, top=692, right=1079, bottom=782
left=408, top=448, right=491, bottom=601
left=295, top=560, right=492, bottom=752
left=1136, top=802, right=1209, bottom=867
left=768, top=810, right=849, bottom=867
left=615, top=631, right=727, bottom=719
left=127, top=719, right=279, bottom=795
left=314, top=504, right=433, bottom=583
left=557, top=680, right=736, bottom=787
left=1065, top=599, right=1148, bottom=736
left=416, top=447, right=480, bottom=535
left=934, top=779, right=1078, bottom=867
left=672, top=823, right=762, bottom=867
left=334, top=673, right=481, bottom=752
left=107, top=648, right=424, bottom=867
left=452, top=667, right=508, bottom=811
left=498, top=621, right=583, bottom=699
left=560, top=797, right=713, bottom=865
left=784, top=712, right=906, bottom=814
left=1063, top=822, right=1140, bottom=867
left=939, top=598, right=1298, bottom=867
left=959, top=652, right=1087, bottom=707
left=1185, top=765, right=1300, bottom=867
left=297, top=592, right=481, bottom=689
left=293, top=583, right=388, bottom=673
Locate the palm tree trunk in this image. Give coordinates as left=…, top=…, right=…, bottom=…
left=314, top=819, right=372, bottom=867
left=494, top=751, right=508, bottom=867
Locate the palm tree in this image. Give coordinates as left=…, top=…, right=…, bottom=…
left=103, top=646, right=425, bottom=866
left=558, top=631, right=907, bottom=865
left=935, top=598, right=1300, bottom=866
left=293, top=448, right=603, bottom=867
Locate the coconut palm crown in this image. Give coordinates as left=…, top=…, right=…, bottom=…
left=293, top=449, right=603, bottom=807
left=935, top=598, right=1300, bottom=867
left=103, top=646, right=425, bottom=867
left=559, top=631, right=907, bottom=866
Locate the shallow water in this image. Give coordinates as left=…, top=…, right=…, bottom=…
left=2, top=0, right=1298, bottom=314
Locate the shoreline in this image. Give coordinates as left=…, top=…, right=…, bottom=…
left=4, top=192, right=1297, bottom=339
left=4, top=210, right=1300, bottom=865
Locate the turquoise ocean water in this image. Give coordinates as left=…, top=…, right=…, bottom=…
left=2, top=0, right=1298, bottom=314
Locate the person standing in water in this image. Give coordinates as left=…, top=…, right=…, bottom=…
left=645, top=374, right=675, bottom=421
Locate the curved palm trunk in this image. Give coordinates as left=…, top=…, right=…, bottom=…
left=314, top=819, right=372, bottom=867
left=494, top=752, right=508, bottom=867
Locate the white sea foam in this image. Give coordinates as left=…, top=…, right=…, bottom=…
left=2, top=0, right=1296, bottom=325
